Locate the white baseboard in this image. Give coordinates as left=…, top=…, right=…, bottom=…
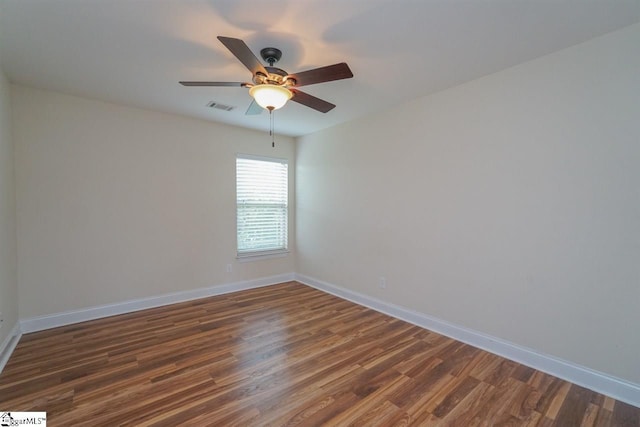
left=0, top=322, right=22, bottom=374
left=20, top=273, right=295, bottom=334
left=295, top=273, right=640, bottom=409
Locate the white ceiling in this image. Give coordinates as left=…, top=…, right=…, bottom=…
left=1, top=0, right=638, bottom=137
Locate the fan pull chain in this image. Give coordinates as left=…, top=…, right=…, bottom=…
left=269, top=107, right=275, bottom=148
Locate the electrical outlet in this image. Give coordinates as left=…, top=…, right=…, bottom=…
left=226, top=264, right=233, bottom=273
left=379, top=277, right=387, bottom=289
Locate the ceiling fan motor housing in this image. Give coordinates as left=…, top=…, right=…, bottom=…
left=254, top=66, right=296, bottom=87
left=254, top=48, right=297, bottom=86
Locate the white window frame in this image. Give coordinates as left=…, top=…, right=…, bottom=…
left=236, top=154, right=289, bottom=260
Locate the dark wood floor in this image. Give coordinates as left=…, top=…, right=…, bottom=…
left=1, top=282, right=638, bottom=426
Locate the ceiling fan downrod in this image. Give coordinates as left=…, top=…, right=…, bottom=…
left=260, top=47, right=282, bottom=67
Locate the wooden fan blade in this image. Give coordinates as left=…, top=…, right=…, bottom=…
left=217, top=36, right=268, bottom=77
left=290, top=89, right=336, bottom=113
left=245, top=99, right=264, bottom=115
left=179, top=81, right=248, bottom=87
left=288, top=63, right=353, bottom=87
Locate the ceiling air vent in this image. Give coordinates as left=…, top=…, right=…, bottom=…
left=206, top=101, right=235, bottom=112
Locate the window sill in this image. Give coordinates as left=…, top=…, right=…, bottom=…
left=236, top=250, right=290, bottom=263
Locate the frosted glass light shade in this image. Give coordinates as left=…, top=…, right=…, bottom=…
left=249, top=84, right=293, bottom=110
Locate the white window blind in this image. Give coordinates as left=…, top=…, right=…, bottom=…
left=236, top=155, right=288, bottom=256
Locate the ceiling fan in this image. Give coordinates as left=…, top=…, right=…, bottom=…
left=180, top=36, right=354, bottom=115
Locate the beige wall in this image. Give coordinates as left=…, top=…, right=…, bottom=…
left=296, top=24, right=640, bottom=384
left=0, top=57, right=19, bottom=344
left=13, top=85, right=295, bottom=318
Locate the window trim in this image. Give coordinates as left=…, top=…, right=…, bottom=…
left=236, top=249, right=289, bottom=262
left=235, top=153, right=289, bottom=259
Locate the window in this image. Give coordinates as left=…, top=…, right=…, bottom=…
left=236, top=155, right=288, bottom=257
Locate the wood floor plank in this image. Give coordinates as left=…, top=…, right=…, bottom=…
left=613, top=400, right=640, bottom=426
left=435, top=380, right=494, bottom=426
left=555, top=384, right=597, bottom=426
left=0, top=281, right=638, bottom=426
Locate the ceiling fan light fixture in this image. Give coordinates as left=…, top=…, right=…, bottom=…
left=249, top=84, right=292, bottom=110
